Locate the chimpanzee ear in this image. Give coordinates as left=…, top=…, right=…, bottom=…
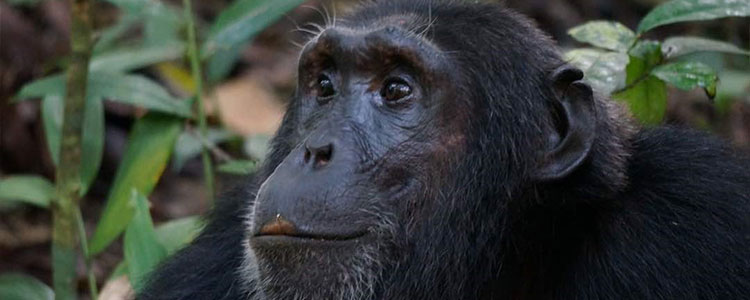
left=533, top=65, right=596, bottom=181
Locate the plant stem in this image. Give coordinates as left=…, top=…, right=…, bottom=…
left=183, top=0, right=215, bottom=203
left=75, top=209, right=98, bottom=300
left=54, top=0, right=93, bottom=299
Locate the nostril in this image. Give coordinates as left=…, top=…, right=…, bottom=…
left=314, top=144, right=333, bottom=168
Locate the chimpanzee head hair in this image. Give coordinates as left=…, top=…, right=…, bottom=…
left=242, top=0, right=634, bottom=299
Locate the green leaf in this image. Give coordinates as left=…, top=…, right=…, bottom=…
left=88, top=73, right=192, bottom=117
left=103, top=0, right=150, bottom=12
left=217, top=160, right=257, bottom=175
left=124, top=191, right=167, bottom=292
left=202, top=0, right=304, bottom=58
left=662, top=36, right=750, bottom=59
left=567, top=21, right=636, bottom=52
left=41, top=95, right=63, bottom=165
left=102, top=0, right=182, bottom=46
left=16, top=73, right=192, bottom=117
left=173, top=129, right=235, bottom=172
left=39, top=95, right=104, bottom=195
left=566, top=48, right=629, bottom=94
left=80, top=95, right=105, bottom=195
left=90, top=44, right=186, bottom=72
left=615, top=41, right=667, bottom=124
left=0, top=273, right=53, bottom=300
left=652, top=61, right=719, bottom=98
left=638, top=0, right=750, bottom=33
left=89, top=114, right=182, bottom=255
left=207, top=43, right=245, bottom=83
left=93, top=14, right=141, bottom=53
left=15, top=75, right=65, bottom=101
left=154, top=216, right=204, bottom=254
left=628, top=40, right=663, bottom=63
left=614, top=76, right=667, bottom=124
left=143, top=4, right=183, bottom=47
left=0, top=176, right=55, bottom=208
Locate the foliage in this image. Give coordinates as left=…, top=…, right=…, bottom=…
left=1, top=0, right=298, bottom=297
left=0, top=176, right=56, bottom=208
left=566, top=0, right=750, bottom=124
left=0, top=273, right=54, bottom=300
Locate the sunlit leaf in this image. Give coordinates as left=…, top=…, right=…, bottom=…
left=568, top=21, right=635, bottom=52
left=565, top=48, right=629, bottom=94
left=662, top=36, right=750, bottom=58
left=154, top=216, right=204, bottom=254
left=652, top=61, right=719, bottom=98
left=217, top=160, right=257, bottom=175
left=0, top=273, right=53, bottom=300
left=89, top=114, right=182, bottom=255
left=155, top=62, right=197, bottom=95
left=0, top=176, right=55, bottom=208
left=124, top=191, right=167, bottom=292
left=202, top=0, right=304, bottom=57
left=638, top=0, right=750, bottom=33
left=90, top=44, right=186, bottom=72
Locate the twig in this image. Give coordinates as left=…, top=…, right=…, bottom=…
left=183, top=0, right=215, bottom=202
left=53, top=0, right=94, bottom=299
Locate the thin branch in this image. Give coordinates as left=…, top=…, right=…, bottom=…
left=54, top=0, right=94, bottom=299
left=183, top=0, right=215, bottom=202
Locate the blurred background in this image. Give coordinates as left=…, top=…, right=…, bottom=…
left=0, top=0, right=748, bottom=298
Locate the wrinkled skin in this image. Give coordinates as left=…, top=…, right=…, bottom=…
left=140, top=1, right=750, bottom=300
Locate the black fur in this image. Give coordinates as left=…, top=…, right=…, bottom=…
left=141, top=1, right=750, bottom=299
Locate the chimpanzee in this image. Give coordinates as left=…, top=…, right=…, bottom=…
left=140, top=0, right=750, bottom=299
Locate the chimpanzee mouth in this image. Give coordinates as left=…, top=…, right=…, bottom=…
left=250, top=229, right=371, bottom=247
left=253, top=230, right=368, bottom=241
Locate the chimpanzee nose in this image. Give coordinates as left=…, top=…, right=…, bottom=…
left=303, top=140, right=333, bottom=169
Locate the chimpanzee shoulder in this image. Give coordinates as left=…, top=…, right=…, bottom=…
left=560, top=127, right=750, bottom=299
left=139, top=185, right=256, bottom=300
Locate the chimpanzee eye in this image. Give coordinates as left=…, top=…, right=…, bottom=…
left=316, top=74, right=336, bottom=101
left=381, top=78, right=412, bottom=103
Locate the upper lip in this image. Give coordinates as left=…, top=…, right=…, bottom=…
left=253, top=215, right=368, bottom=241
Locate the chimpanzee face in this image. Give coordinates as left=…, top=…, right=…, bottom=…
left=246, top=23, right=464, bottom=300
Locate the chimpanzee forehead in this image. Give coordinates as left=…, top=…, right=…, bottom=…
left=298, top=23, right=447, bottom=79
